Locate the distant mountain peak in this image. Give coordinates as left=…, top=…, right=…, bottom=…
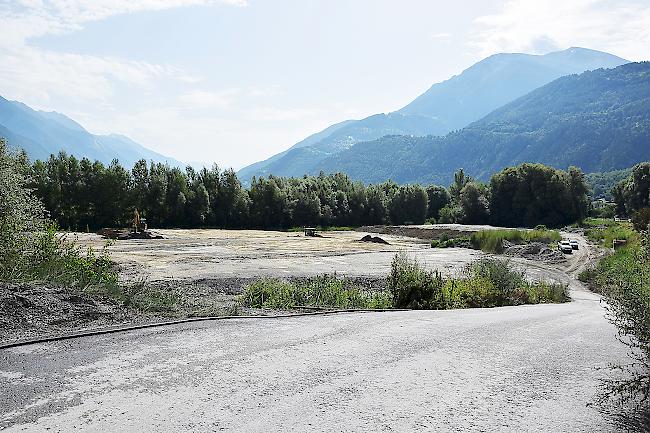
left=238, top=46, right=630, bottom=182
left=0, top=96, right=183, bottom=167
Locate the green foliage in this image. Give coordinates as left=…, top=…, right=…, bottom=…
left=430, top=237, right=470, bottom=248
left=584, top=220, right=638, bottom=247
left=489, top=163, right=589, bottom=227
left=388, top=253, right=567, bottom=309
left=426, top=185, right=451, bottom=220
left=438, top=204, right=464, bottom=223
left=632, top=208, right=650, bottom=231
left=583, top=231, right=650, bottom=407
left=17, top=142, right=595, bottom=231
left=459, top=181, right=490, bottom=224
left=470, top=228, right=561, bottom=253
left=388, top=252, right=452, bottom=309
left=388, top=184, right=428, bottom=225
left=586, top=168, right=632, bottom=200
left=239, top=276, right=392, bottom=309
left=0, top=139, right=181, bottom=313
left=613, top=162, right=650, bottom=217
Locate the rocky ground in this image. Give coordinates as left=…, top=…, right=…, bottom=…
left=502, top=241, right=567, bottom=264
left=0, top=283, right=146, bottom=343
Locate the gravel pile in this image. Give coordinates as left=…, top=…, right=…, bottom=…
left=0, top=283, right=144, bottom=344
left=502, top=241, right=567, bottom=264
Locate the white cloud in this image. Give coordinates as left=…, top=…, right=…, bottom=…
left=472, top=0, right=650, bottom=60
left=0, top=0, right=246, bottom=108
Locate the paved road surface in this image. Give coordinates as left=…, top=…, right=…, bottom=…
left=0, top=292, right=629, bottom=432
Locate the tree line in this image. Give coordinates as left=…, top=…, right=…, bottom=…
left=24, top=151, right=590, bottom=231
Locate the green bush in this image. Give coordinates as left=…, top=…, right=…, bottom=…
left=585, top=231, right=650, bottom=410
left=388, top=252, right=454, bottom=309
left=239, top=275, right=392, bottom=309
left=632, top=208, right=650, bottom=232
left=584, top=221, right=638, bottom=247
left=388, top=253, right=568, bottom=309
left=431, top=237, right=470, bottom=248
left=0, top=139, right=181, bottom=313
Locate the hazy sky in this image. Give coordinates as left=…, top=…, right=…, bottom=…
left=1, top=0, right=649, bottom=169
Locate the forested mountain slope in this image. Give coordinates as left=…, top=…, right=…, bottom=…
left=314, top=62, right=650, bottom=184
left=238, top=47, right=627, bottom=182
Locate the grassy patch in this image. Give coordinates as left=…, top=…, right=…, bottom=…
left=241, top=254, right=569, bottom=311
left=2, top=227, right=182, bottom=314
left=287, top=226, right=356, bottom=232
left=583, top=219, right=638, bottom=247
left=239, top=275, right=392, bottom=309
left=470, top=228, right=561, bottom=253
left=582, top=229, right=650, bottom=409
left=389, top=253, right=568, bottom=309
left=431, top=237, right=470, bottom=248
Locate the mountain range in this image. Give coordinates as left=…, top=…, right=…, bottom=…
left=238, top=47, right=629, bottom=183
left=0, top=96, right=182, bottom=167
left=315, top=61, right=650, bottom=184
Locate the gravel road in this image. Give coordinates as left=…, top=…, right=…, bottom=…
left=0, top=231, right=632, bottom=432
left=0, top=297, right=628, bottom=432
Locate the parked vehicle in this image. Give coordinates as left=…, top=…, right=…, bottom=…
left=559, top=241, right=573, bottom=254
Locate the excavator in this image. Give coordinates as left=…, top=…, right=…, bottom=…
left=132, top=208, right=148, bottom=233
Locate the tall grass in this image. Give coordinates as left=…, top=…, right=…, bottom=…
left=243, top=253, right=569, bottom=311
left=584, top=221, right=638, bottom=247
left=470, top=228, right=561, bottom=253
left=239, top=275, right=392, bottom=309
left=389, top=253, right=568, bottom=309
left=1, top=226, right=182, bottom=313
left=583, top=230, right=650, bottom=416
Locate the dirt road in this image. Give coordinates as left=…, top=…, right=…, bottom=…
left=0, top=296, right=627, bottom=432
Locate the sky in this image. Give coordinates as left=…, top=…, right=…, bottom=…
left=1, top=0, right=649, bottom=170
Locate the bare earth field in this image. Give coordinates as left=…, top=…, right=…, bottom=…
left=74, top=228, right=475, bottom=281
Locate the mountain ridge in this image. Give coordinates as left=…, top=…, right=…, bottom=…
left=313, top=62, right=650, bottom=184
left=0, top=95, right=183, bottom=167
left=238, top=47, right=628, bottom=182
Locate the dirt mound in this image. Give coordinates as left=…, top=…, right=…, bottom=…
left=0, top=283, right=142, bottom=344
left=357, top=225, right=475, bottom=241
left=502, top=241, right=566, bottom=264
left=358, top=235, right=390, bottom=245
left=98, top=228, right=163, bottom=240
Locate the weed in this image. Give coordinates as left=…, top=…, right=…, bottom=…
left=239, top=275, right=391, bottom=309
left=470, top=228, right=561, bottom=253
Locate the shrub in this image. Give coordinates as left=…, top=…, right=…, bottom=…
left=585, top=221, right=638, bottom=247
left=388, top=253, right=567, bottom=309
left=431, top=237, right=470, bottom=248
left=632, top=208, right=650, bottom=232
left=239, top=275, right=392, bottom=309
left=388, top=252, right=453, bottom=309
left=0, top=139, right=181, bottom=313
left=438, top=205, right=464, bottom=224
left=587, top=230, right=650, bottom=412
left=470, top=228, right=561, bottom=253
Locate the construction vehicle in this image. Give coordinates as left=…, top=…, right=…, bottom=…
left=133, top=209, right=148, bottom=232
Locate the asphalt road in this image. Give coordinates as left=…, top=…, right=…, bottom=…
left=0, top=292, right=629, bottom=432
